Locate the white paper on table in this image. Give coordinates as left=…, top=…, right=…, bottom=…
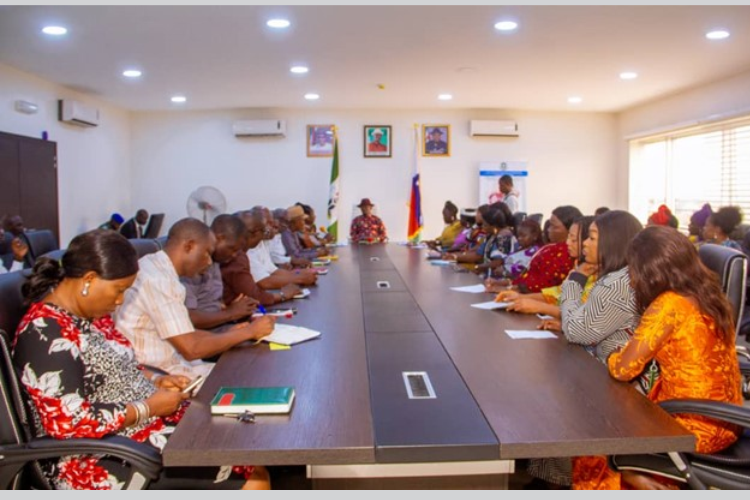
left=537, top=314, right=555, bottom=321
left=470, top=301, right=511, bottom=310
left=505, top=330, right=557, bottom=340
left=450, top=284, right=488, bottom=294
left=430, top=260, right=453, bottom=266
left=263, top=324, right=321, bottom=346
left=293, top=288, right=311, bottom=299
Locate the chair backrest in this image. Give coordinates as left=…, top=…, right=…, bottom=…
left=0, top=329, right=39, bottom=489
left=143, top=213, right=165, bottom=239
left=512, top=211, right=527, bottom=230
left=698, top=243, right=748, bottom=333
left=0, top=271, right=28, bottom=343
left=41, top=248, right=66, bottom=263
left=23, top=230, right=59, bottom=262
left=128, top=239, right=161, bottom=259
left=154, top=235, right=168, bottom=250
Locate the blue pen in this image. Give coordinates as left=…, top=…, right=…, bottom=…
left=257, top=305, right=267, bottom=315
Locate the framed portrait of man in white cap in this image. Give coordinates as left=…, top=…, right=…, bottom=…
left=364, top=125, right=391, bottom=158
left=307, top=124, right=335, bottom=157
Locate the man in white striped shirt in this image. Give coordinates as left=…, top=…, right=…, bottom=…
left=115, top=218, right=275, bottom=378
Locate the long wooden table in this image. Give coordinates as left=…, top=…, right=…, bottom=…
left=163, top=244, right=694, bottom=479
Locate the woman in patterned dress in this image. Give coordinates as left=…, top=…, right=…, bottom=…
left=13, top=229, right=269, bottom=489
left=573, top=226, right=742, bottom=489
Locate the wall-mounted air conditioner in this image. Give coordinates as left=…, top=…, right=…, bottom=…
left=58, top=99, right=100, bottom=127
left=233, top=120, right=287, bottom=137
left=470, top=120, right=518, bottom=137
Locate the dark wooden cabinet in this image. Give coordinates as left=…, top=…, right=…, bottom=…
left=0, top=132, right=59, bottom=243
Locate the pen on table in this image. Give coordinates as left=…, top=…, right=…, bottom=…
left=257, top=305, right=267, bottom=315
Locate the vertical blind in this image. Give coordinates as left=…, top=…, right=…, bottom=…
left=629, top=116, right=750, bottom=228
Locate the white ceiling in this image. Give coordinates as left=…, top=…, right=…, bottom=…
left=1, top=5, right=750, bottom=112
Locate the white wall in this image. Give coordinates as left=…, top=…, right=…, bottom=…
left=616, top=69, right=750, bottom=211
left=131, top=108, right=617, bottom=240
left=0, top=62, right=132, bottom=245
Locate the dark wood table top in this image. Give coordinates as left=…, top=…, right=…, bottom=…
left=163, top=248, right=375, bottom=467
left=163, top=244, right=695, bottom=467
left=383, top=244, right=695, bottom=459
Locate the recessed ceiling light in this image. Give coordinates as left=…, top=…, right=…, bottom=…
left=567, top=96, right=583, bottom=104
left=494, top=21, right=518, bottom=32
left=122, top=69, right=142, bottom=78
left=619, top=72, right=638, bottom=80
left=267, top=19, right=290, bottom=29
left=42, top=26, right=67, bottom=36
left=706, top=29, right=730, bottom=40
left=304, top=93, right=320, bottom=101
left=438, top=94, right=453, bottom=101
left=171, top=95, right=187, bottom=103
left=290, top=66, right=309, bottom=74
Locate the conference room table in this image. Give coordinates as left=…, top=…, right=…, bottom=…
left=163, top=243, right=694, bottom=488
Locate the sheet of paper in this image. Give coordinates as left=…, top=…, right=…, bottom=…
left=263, top=324, right=321, bottom=346
left=505, top=330, right=558, bottom=339
left=537, top=314, right=555, bottom=321
left=294, top=288, right=311, bottom=299
left=470, top=301, right=511, bottom=310
left=450, top=284, right=488, bottom=294
left=430, top=260, right=453, bottom=266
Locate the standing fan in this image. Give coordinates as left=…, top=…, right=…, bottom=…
left=187, top=186, right=227, bottom=225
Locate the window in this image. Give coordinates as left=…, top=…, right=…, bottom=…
left=629, top=117, right=750, bottom=228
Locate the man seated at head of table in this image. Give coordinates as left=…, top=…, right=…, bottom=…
left=115, top=217, right=275, bottom=378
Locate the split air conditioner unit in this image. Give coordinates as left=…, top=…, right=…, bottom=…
left=233, top=119, right=287, bottom=137
left=58, top=99, right=100, bottom=127
left=470, top=120, right=518, bottom=137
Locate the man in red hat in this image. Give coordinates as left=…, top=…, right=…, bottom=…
left=350, top=198, right=388, bottom=244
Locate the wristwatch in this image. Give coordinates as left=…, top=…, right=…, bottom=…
left=279, top=291, right=286, bottom=301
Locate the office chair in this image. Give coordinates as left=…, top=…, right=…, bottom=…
left=528, top=213, right=543, bottom=225
left=22, top=230, right=59, bottom=264
left=0, top=331, right=162, bottom=489
left=512, top=211, right=527, bottom=230
left=128, top=239, right=161, bottom=259
left=698, top=244, right=747, bottom=336
left=154, top=236, right=168, bottom=250
left=40, top=249, right=66, bottom=263
left=609, top=399, right=750, bottom=489
left=0, top=270, right=28, bottom=345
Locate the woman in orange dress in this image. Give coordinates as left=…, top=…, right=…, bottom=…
left=573, top=226, right=742, bottom=490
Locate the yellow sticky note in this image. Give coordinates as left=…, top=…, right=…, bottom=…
left=269, top=342, right=291, bottom=351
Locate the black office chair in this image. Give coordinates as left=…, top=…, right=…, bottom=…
left=512, top=211, right=527, bottom=230
left=609, top=399, right=750, bottom=489
left=128, top=239, right=160, bottom=259
left=0, top=270, right=28, bottom=344
left=22, top=230, right=59, bottom=263
left=698, top=244, right=747, bottom=335
left=40, top=248, right=66, bottom=263
left=154, top=236, right=168, bottom=250
left=0, top=331, right=162, bottom=489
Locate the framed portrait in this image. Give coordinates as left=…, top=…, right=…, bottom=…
left=363, top=125, right=392, bottom=158
left=422, top=124, right=450, bottom=157
left=307, top=124, right=335, bottom=157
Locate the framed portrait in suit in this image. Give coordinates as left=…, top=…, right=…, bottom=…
left=364, top=125, right=391, bottom=158
left=307, top=125, right=335, bottom=157
left=423, top=125, right=450, bottom=157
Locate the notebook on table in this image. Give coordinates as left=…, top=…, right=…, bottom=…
left=210, top=387, right=295, bottom=415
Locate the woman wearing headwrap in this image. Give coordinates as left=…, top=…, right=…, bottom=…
left=647, top=204, right=679, bottom=229
left=688, top=203, right=713, bottom=243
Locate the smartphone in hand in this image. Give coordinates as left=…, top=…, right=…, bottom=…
left=182, top=375, right=204, bottom=395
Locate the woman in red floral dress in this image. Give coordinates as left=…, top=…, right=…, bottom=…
left=13, top=229, right=268, bottom=489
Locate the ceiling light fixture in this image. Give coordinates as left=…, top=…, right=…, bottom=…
left=171, top=95, right=187, bottom=103
left=494, top=21, right=518, bottom=32
left=706, top=30, right=730, bottom=40
left=304, top=93, right=320, bottom=101
left=438, top=94, right=453, bottom=101
left=267, top=19, right=291, bottom=29
left=619, top=72, right=638, bottom=80
left=290, top=66, right=309, bottom=74
left=42, top=26, right=67, bottom=35
left=567, top=96, right=583, bottom=104
left=123, top=69, right=142, bottom=78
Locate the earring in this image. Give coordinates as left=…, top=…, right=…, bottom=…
left=82, top=282, right=90, bottom=297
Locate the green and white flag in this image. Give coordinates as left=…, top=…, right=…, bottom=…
left=327, top=136, right=340, bottom=241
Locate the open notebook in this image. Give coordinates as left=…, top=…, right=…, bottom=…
left=262, top=324, right=321, bottom=346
